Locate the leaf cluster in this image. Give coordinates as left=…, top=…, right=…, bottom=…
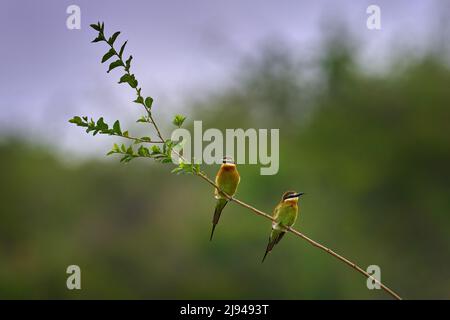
left=69, top=23, right=193, bottom=171
left=69, top=116, right=125, bottom=137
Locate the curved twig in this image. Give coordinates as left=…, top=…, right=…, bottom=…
left=195, top=172, right=402, bottom=300
left=84, top=23, right=403, bottom=300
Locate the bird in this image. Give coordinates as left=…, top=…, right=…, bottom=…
left=262, top=191, right=304, bottom=262
left=210, top=156, right=240, bottom=241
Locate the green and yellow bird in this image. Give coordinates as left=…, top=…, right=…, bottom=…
left=262, top=191, right=304, bottom=262
left=210, top=156, right=240, bottom=241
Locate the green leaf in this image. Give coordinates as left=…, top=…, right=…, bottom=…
left=171, top=167, right=184, bottom=174
left=125, top=55, right=133, bottom=71
left=138, top=146, right=150, bottom=156
left=106, top=149, right=116, bottom=156
left=144, top=97, right=153, bottom=109
left=120, top=144, right=126, bottom=153
left=120, top=155, right=132, bottom=163
left=119, top=74, right=131, bottom=84
left=119, top=41, right=127, bottom=58
left=107, top=59, right=124, bottom=73
left=118, top=74, right=138, bottom=88
left=101, top=48, right=116, bottom=63
left=90, top=23, right=101, bottom=31
left=140, top=136, right=152, bottom=142
left=113, top=120, right=122, bottom=135
left=126, top=145, right=134, bottom=155
left=129, top=78, right=138, bottom=88
left=134, top=96, right=144, bottom=104
left=91, top=34, right=105, bottom=43
left=69, top=116, right=82, bottom=125
left=86, top=120, right=94, bottom=133
left=96, top=117, right=109, bottom=131
left=172, top=114, right=187, bottom=127
left=151, top=145, right=161, bottom=154
left=136, top=116, right=147, bottom=123
left=108, top=32, right=120, bottom=46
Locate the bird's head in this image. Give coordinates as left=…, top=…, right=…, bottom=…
left=222, top=156, right=236, bottom=167
left=281, top=191, right=304, bottom=204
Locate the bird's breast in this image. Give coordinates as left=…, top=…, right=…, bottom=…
left=222, top=165, right=235, bottom=171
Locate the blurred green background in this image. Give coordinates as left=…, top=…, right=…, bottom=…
left=1, top=38, right=449, bottom=299
left=0, top=43, right=450, bottom=299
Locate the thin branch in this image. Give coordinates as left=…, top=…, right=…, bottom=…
left=148, top=113, right=165, bottom=142
left=157, top=140, right=403, bottom=300
left=285, top=227, right=402, bottom=300
left=112, top=132, right=163, bottom=144
left=195, top=172, right=402, bottom=300
left=121, top=82, right=403, bottom=300
left=87, top=24, right=403, bottom=300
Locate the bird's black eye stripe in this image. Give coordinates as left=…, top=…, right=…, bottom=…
left=284, top=193, right=303, bottom=200
left=222, top=158, right=235, bottom=164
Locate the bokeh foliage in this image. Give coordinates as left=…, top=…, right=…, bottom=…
left=1, top=41, right=449, bottom=299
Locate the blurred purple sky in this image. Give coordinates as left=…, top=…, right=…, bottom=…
left=0, top=0, right=448, bottom=154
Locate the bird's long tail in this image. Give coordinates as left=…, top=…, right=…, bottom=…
left=210, top=198, right=228, bottom=241
left=262, top=229, right=285, bottom=263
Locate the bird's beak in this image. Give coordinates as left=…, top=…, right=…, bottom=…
left=293, top=192, right=304, bottom=198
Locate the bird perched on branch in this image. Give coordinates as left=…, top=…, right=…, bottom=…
left=210, top=156, right=240, bottom=241
left=262, top=191, right=304, bottom=262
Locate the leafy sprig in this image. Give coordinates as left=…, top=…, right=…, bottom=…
left=68, top=116, right=161, bottom=144
left=172, top=114, right=187, bottom=128
left=70, top=22, right=187, bottom=168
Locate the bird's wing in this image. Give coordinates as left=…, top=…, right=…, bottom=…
left=272, top=205, right=280, bottom=219
left=214, top=171, right=220, bottom=198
